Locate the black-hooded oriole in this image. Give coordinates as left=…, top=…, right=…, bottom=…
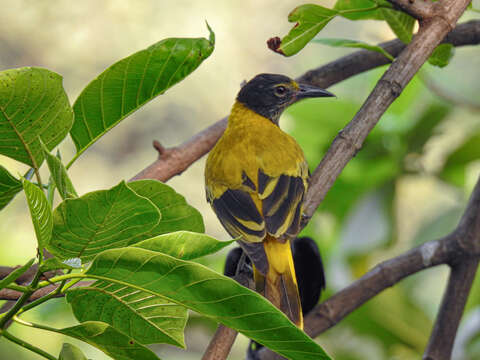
left=205, top=73, right=334, bottom=328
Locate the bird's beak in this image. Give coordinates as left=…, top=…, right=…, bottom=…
left=295, top=83, right=335, bottom=101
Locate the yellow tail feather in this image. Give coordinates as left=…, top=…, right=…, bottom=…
left=262, top=235, right=303, bottom=329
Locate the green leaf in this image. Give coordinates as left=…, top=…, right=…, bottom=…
left=441, top=133, right=480, bottom=187
left=380, top=8, right=415, bottom=43
left=40, top=140, right=77, bottom=199
left=47, top=181, right=161, bottom=261
left=0, top=67, right=73, bottom=168
left=313, top=38, right=394, bottom=61
left=0, top=165, right=22, bottom=211
left=58, top=343, right=88, bottom=360
left=23, top=179, right=53, bottom=250
left=128, top=180, right=204, bottom=243
left=86, top=247, right=331, bottom=360
left=334, top=0, right=386, bottom=20
left=58, top=321, right=160, bottom=360
left=133, top=231, right=234, bottom=260
left=272, top=4, right=338, bottom=56
left=428, top=44, right=455, bottom=68
left=0, top=258, right=35, bottom=290
left=67, top=283, right=187, bottom=347
left=70, top=26, right=215, bottom=160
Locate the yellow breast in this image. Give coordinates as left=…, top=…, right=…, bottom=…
left=205, top=102, right=307, bottom=200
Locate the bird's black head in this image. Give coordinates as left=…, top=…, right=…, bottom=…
left=236, top=73, right=335, bottom=124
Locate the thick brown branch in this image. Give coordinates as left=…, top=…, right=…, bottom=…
left=302, top=1, right=472, bottom=221
left=130, top=117, right=228, bottom=182
left=131, top=20, right=480, bottom=183
left=386, top=0, right=436, bottom=20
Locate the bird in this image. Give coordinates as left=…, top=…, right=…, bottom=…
left=205, top=73, right=334, bottom=328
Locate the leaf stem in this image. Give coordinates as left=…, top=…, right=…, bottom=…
left=37, top=273, right=84, bottom=288
left=66, top=152, right=81, bottom=170
left=1, top=330, right=57, bottom=360
left=17, top=278, right=72, bottom=316
left=0, top=270, right=42, bottom=329
left=12, top=315, right=59, bottom=333
left=5, top=283, right=29, bottom=292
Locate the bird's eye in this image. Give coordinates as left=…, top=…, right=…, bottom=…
left=274, top=86, right=287, bottom=97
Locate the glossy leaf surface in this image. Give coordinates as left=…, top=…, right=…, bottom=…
left=47, top=181, right=160, bottom=261
left=85, top=247, right=331, bottom=360
left=0, top=67, right=73, bottom=167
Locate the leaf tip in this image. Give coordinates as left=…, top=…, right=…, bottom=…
left=205, top=20, right=215, bottom=45
left=267, top=37, right=285, bottom=55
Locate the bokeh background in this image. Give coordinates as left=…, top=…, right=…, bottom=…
left=1, top=1, right=479, bottom=359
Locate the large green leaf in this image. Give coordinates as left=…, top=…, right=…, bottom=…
left=313, top=38, right=394, bottom=61
left=47, top=181, right=161, bottom=261
left=0, top=165, right=22, bottom=211
left=133, top=231, right=234, bottom=260
left=67, top=283, right=187, bottom=347
left=380, top=8, right=415, bottom=43
left=40, top=141, right=77, bottom=199
left=58, top=343, right=88, bottom=360
left=0, top=67, right=73, bottom=168
left=23, top=179, right=53, bottom=250
left=70, top=26, right=215, bottom=159
left=128, top=180, right=204, bottom=243
left=272, top=4, right=338, bottom=56
left=85, top=247, right=331, bottom=360
left=58, top=321, right=160, bottom=360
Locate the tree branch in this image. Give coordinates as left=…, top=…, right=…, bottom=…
left=130, top=20, right=480, bottom=183
left=201, top=325, right=238, bottom=360
left=302, top=0, right=471, bottom=222
left=386, top=0, right=436, bottom=20
left=254, top=0, right=473, bottom=358
left=423, top=258, right=480, bottom=360
left=0, top=281, right=93, bottom=302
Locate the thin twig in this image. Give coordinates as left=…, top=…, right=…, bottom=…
left=202, top=325, right=238, bottom=360
left=423, top=258, right=480, bottom=360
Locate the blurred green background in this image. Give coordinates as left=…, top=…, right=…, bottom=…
left=1, top=1, right=479, bottom=359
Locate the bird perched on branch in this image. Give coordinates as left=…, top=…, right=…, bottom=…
left=205, top=73, right=334, bottom=328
